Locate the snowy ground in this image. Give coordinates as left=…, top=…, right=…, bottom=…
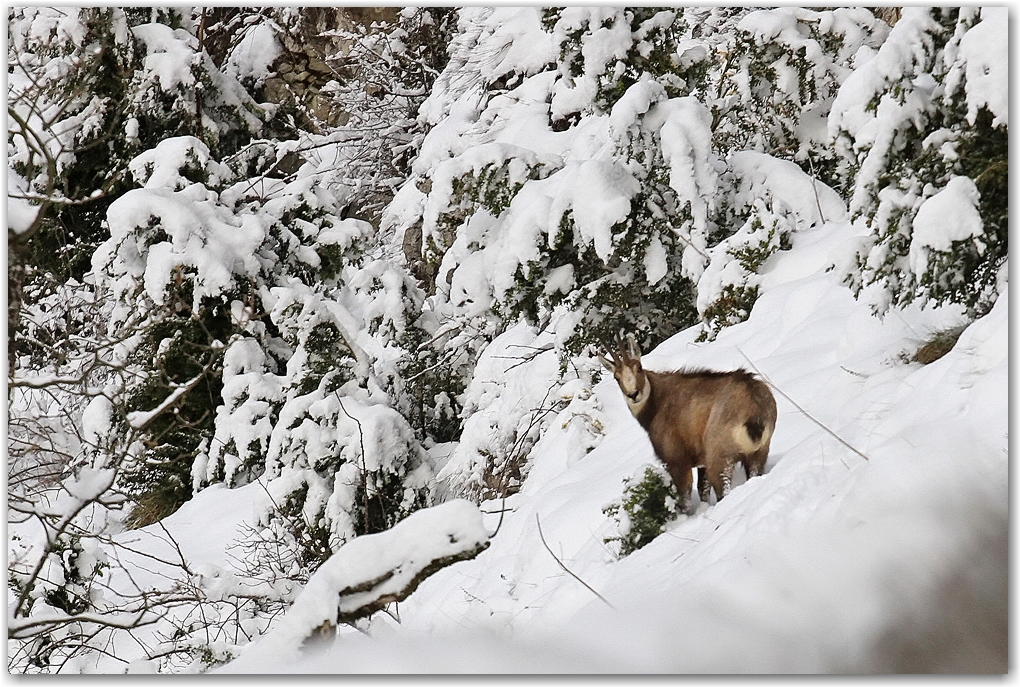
left=181, top=219, right=1003, bottom=672
left=7, top=6, right=1006, bottom=676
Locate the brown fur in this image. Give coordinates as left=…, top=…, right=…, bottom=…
left=601, top=340, right=778, bottom=514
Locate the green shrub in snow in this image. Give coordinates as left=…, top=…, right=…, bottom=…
left=543, top=8, right=698, bottom=114
left=395, top=321, right=466, bottom=445
left=120, top=295, right=235, bottom=527
left=713, top=8, right=888, bottom=193
left=697, top=200, right=794, bottom=340
left=603, top=465, right=682, bottom=557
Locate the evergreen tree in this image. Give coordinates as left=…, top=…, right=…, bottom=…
left=8, top=8, right=267, bottom=287
left=381, top=8, right=885, bottom=494
left=831, top=7, right=1007, bottom=316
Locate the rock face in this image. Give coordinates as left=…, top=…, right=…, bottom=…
left=205, top=8, right=402, bottom=129
left=267, top=8, right=401, bottom=128
left=867, top=6, right=901, bottom=26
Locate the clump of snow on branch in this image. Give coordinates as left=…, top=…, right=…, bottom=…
left=438, top=322, right=604, bottom=499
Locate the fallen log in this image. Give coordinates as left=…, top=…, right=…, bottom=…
left=240, top=499, right=490, bottom=662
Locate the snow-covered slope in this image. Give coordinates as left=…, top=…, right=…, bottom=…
left=214, top=220, right=1007, bottom=673
left=8, top=7, right=1006, bottom=675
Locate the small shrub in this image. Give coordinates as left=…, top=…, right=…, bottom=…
left=603, top=465, right=682, bottom=556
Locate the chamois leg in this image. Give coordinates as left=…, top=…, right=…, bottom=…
left=665, top=461, right=696, bottom=515
left=706, top=458, right=736, bottom=503
left=743, top=446, right=768, bottom=479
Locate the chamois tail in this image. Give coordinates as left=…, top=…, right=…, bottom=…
left=744, top=418, right=765, bottom=445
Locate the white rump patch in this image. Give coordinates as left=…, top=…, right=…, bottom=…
left=732, top=422, right=768, bottom=453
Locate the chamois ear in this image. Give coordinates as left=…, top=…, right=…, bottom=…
left=597, top=353, right=615, bottom=372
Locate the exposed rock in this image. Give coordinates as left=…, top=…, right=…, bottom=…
left=867, top=7, right=901, bottom=26
left=307, top=56, right=331, bottom=75
left=252, top=8, right=403, bottom=129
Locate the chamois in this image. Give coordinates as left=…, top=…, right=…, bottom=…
left=599, top=336, right=777, bottom=514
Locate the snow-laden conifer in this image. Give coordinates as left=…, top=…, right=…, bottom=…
left=830, top=7, right=1007, bottom=316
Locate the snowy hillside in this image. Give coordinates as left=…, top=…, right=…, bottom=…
left=92, top=224, right=1007, bottom=673
left=56, top=219, right=1005, bottom=673
left=220, top=220, right=1007, bottom=672
left=8, top=7, right=1006, bottom=674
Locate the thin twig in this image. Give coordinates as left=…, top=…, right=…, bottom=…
left=490, top=492, right=510, bottom=538
left=336, top=393, right=371, bottom=530
left=736, top=348, right=868, bottom=462
left=806, top=155, right=827, bottom=225
left=535, top=514, right=615, bottom=610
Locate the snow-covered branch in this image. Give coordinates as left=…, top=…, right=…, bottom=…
left=241, top=500, right=490, bottom=661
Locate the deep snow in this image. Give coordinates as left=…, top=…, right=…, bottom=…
left=10, top=6, right=1005, bottom=674
left=208, top=219, right=1004, bottom=672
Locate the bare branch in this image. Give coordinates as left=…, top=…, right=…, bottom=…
left=737, top=348, right=869, bottom=462
left=535, top=513, right=615, bottom=610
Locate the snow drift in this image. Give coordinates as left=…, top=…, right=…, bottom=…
left=211, top=220, right=1006, bottom=673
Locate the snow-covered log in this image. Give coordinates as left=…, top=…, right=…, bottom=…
left=241, top=500, right=490, bottom=661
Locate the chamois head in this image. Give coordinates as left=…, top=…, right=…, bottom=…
left=598, top=335, right=650, bottom=414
